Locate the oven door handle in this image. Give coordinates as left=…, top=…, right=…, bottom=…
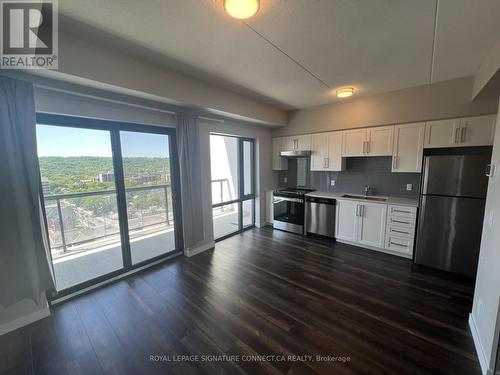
left=273, top=196, right=303, bottom=203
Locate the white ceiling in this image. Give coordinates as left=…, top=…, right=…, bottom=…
left=58, top=0, right=500, bottom=110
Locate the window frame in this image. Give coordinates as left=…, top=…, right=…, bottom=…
left=36, top=113, right=183, bottom=300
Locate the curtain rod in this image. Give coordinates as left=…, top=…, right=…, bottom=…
left=33, top=83, right=177, bottom=116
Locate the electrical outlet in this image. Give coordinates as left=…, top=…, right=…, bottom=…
left=283, top=177, right=287, bottom=183
left=406, top=184, right=413, bottom=191
left=330, top=179, right=336, bottom=187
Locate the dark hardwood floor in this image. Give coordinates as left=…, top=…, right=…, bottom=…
left=0, top=227, right=480, bottom=375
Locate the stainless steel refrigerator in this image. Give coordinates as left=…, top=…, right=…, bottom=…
left=415, top=154, right=490, bottom=277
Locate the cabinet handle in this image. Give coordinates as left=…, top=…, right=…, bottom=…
left=461, top=126, right=466, bottom=143
left=293, top=139, right=298, bottom=150
left=356, top=204, right=360, bottom=216
left=393, top=156, right=398, bottom=169
left=390, top=241, right=407, bottom=248
left=393, top=209, right=411, bottom=214
left=391, top=229, right=410, bottom=235
left=324, top=158, right=329, bottom=168
left=454, top=127, right=460, bottom=144
left=359, top=204, right=365, bottom=217
left=391, top=219, right=411, bottom=225
left=366, top=141, right=370, bottom=154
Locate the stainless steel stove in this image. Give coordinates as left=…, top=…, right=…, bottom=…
left=273, top=187, right=315, bottom=234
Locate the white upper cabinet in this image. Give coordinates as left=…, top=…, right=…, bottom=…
left=271, top=137, right=288, bottom=171
left=310, top=131, right=345, bottom=172
left=392, top=122, right=425, bottom=173
left=460, top=115, right=496, bottom=146
left=424, top=119, right=461, bottom=148
left=342, top=126, right=394, bottom=157
left=424, top=115, right=496, bottom=148
left=283, top=134, right=311, bottom=151
left=342, top=129, right=368, bottom=156
left=366, top=126, right=394, bottom=156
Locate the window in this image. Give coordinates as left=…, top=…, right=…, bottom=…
left=210, top=134, right=255, bottom=240
left=36, top=114, right=182, bottom=296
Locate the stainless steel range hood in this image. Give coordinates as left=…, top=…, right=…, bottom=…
left=280, top=150, right=311, bottom=157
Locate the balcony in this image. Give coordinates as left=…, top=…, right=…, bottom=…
left=44, top=181, right=238, bottom=290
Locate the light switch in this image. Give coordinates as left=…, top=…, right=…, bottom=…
left=406, top=184, right=412, bottom=191
left=330, top=179, right=336, bottom=187
left=489, top=211, right=494, bottom=229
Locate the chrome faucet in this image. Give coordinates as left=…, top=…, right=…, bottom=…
left=364, top=185, right=371, bottom=196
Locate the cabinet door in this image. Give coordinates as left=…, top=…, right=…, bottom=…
left=358, top=203, right=387, bottom=248
left=326, top=131, right=345, bottom=171
left=460, top=115, right=496, bottom=146
left=310, top=133, right=328, bottom=171
left=342, top=129, right=367, bottom=156
left=335, top=200, right=359, bottom=242
left=392, top=123, right=425, bottom=173
left=272, top=137, right=288, bottom=171
left=424, top=119, right=461, bottom=148
left=283, top=136, right=295, bottom=151
left=283, top=135, right=312, bottom=151
left=367, top=126, right=394, bottom=156
left=296, top=134, right=312, bottom=150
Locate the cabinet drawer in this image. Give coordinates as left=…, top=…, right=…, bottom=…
left=387, top=215, right=415, bottom=228
left=385, top=235, right=414, bottom=255
left=386, top=225, right=414, bottom=239
left=388, top=205, right=417, bottom=218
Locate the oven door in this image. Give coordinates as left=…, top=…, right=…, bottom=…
left=273, top=195, right=305, bottom=234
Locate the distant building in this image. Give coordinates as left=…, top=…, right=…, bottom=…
left=41, top=178, right=51, bottom=196
left=98, top=171, right=115, bottom=183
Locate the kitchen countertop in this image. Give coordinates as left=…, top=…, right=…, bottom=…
left=305, top=191, right=419, bottom=207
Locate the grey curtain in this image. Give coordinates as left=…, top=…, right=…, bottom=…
left=176, top=113, right=206, bottom=249
left=0, top=76, right=55, bottom=307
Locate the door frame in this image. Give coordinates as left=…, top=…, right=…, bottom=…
left=36, top=113, right=183, bottom=300
left=210, top=134, right=256, bottom=241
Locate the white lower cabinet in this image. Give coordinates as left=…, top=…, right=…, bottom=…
left=335, top=200, right=359, bottom=242
left=335, top=200, right=387, bottom=249
left=335, top=200, right=416, bottom=258
left=357, top=202, right=387, bottom=248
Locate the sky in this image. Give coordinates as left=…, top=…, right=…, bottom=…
left=36, top=125, right=170, bottom=158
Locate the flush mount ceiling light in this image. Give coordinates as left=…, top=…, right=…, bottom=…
left=336, top=87, right=354, bottom=98
left=224, top=0, right=259, bottom=19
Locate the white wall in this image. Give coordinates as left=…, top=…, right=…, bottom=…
left=273, top=77, right=499, bottom=137
left=471, top=98, right=500, bottom=375
left=0, top=294, right=50, bottom=336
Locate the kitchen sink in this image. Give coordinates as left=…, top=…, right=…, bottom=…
left=341, top=194, right=388, bottom=202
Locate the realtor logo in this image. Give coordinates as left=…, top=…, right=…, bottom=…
left=1, top=0, right=58, bottom=69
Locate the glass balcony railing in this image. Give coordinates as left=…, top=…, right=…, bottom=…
left=44, top=184, right=173, bottom=258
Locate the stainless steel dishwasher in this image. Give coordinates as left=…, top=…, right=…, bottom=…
left=305, top=196, right=336, bottom=238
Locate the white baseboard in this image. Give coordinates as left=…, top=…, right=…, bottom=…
left=469, top=313, right=492, bottom=375
left=0, top=301, right=50, bottom=336
left=184, top=241, right=215, bottom=257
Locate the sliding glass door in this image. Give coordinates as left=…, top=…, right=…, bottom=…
left=36, top=114, right=181, bottom=296
left=210, top=134, right=255, bottom=240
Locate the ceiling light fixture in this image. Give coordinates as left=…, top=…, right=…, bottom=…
left=224, top=0, right=259, bottom=19
left=336, top=87, right=354, bottom=98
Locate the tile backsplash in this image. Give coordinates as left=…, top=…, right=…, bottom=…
left=278, top=157, right=421, bottom=199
